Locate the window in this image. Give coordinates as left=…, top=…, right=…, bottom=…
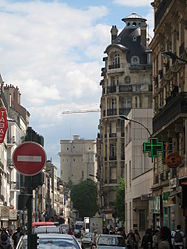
left=110, top=144, right=116, bottom=160
left=131, top=56, right=140, bottom=65
left=113, top=53, right=120, bottom=66
left=129, top=161, right=132, bottom=187
left=125, top=76, right=131, bottom=84
left=139, top=209, right=146, bottom=230
left=110, top=167, right=117, bottom=182
left=132, top=22, right=137, bottom=27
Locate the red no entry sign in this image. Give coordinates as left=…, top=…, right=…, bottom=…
left=13, top=142, right=46, bottom=176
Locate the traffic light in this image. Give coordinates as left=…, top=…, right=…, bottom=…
left=31, top=234, right=39, bottom=249
left=25, top=127, right=44, bottom=146
left=23, top=127, right=44, bottom=189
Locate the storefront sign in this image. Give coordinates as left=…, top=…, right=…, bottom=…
left=9, top=209, right=17, bottom=220
left=166, top=152, right=181, bottom=168
left=0, top=107, right=8, bottom=143
left=0, top=206, right=9, bottom=219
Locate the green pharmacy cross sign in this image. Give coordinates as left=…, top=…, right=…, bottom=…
left=143, top=137, right=163, bottom=158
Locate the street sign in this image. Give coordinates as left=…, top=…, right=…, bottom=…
left=0, top=107, right=8, bottom=143
left=166, top=152, right=181, bottom=168
left=13, top=142, right=46, bottom=175
left=143, top=137, right=163, bottom=158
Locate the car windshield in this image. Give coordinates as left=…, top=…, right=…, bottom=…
left=75, top=224, right=82, bottom=229
left=84, top=233, right=92, bottom=238
left=39, top=238, right=78, bottom=248
left=98, top=236, right=125, bottom=246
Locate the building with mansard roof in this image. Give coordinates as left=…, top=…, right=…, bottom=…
left=97, top=13, right=152, bottom=224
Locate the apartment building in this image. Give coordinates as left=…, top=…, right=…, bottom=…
left=125, top=108, right=153, bottom=235
left=59, top=135, right=97, bottom=185
left=150, top=0, right=187, bottom=230
left=97, top=13, right=152, bottom=222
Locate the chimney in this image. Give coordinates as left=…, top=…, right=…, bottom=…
left=140, top=22, right=147, bottom=47
left=110, top=25, right=118, bottom=43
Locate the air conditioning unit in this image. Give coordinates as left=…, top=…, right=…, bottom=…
left=170, top=178, right=177, bottom=188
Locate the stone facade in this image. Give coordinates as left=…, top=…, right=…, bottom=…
left=150, top=0, right=187, bottom=230
left=97, top=13, right=152, bottom=222
left=59, top=135, right=97, bottom=185
left=125, top=108, right=153, bottom=235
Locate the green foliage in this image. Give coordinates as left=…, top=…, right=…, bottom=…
left=114, top=178, right=125, bottom=223
left=70, top=179, right=98, bottom=219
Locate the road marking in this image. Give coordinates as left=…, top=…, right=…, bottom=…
left=17, top=156, right=42, bottom=162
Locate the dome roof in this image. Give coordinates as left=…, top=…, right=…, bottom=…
left=122, top=12, right=147, bottom=22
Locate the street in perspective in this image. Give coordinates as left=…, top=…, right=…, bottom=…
left=0, top=0, right=186, bottom=249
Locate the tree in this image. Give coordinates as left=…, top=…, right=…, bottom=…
left=70, top=179, right=98, bottom=219
left=114, top=178, right=125, bottom=224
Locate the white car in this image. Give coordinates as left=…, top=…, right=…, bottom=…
left=16, top=233, right=81, bottom=249
left=97, top=234, right=126, bottom=249
left=33, top=225, right=62, bottom=234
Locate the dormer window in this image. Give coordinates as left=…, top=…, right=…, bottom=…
left=133, top=36, right=137, bottom=41
left=112, top=53, right=120, bottom=66
left=125, top=76, right=131, bottom=84
left=132, top=22, right=137, bottom=27
left=131, top=56, right=140, bottom=65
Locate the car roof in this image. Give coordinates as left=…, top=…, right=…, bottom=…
left=99, top=234, right=123, bottom=238
left=21, top=233, right=75, bottom=239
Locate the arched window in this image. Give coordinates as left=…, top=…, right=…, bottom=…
left=112, top=53, right=120, bottom=66
left=125, top=76, right=131, bottom=84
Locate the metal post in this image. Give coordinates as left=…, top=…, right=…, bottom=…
left=27, top=177, right=33, bottom=249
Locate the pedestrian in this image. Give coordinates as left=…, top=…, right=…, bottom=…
left=12, top=227, right=22, bottom=249
left=172, top=225, right=185, bottom=249
left=0, top=229, right=12, bottom=249
left=91, top=230, right=98, bottom=249
left=103, top=225, right=109, bottom=234
left=158, top=226, right=173, bottom=249
left=134, top=229, right=141, bottom=249
left=127, top=229, right=136, bottom=249
left=153, top=229, right=160, bottom=249
left=141, top=228, right=153, bottom=249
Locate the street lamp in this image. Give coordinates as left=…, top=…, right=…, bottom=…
left=118, top=115, right=163, bottom=159
left=118, top=115, right=151, bottom=137
left=161, top=51, right=187, bottom=64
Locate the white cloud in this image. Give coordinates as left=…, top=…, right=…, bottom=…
left=145, top=8, right=154, bottom=41
left=112, top=0, right=153, bottom=6
left=0, top=1, right=109, bottom=110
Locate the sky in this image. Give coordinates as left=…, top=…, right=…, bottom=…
left=0, top=0, right=154, bottom=174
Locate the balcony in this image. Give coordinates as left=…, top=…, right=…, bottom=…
left=108, top=64, right=120, bottom=69
left=108, top=63, right=124, bottom=73
left=155, top=0, right=172, bottom=28
left=153, top=93, right=187, bottom=133
left=107, top=86, right=116, bottom=93
left=119, top=85, right=132, bottom=92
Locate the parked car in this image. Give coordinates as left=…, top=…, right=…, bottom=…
left=96, top=234, right=126, bottom=249
left=81, top=232, right=93, bottom=249
left=74, top=221, right=84, bottom=238
left=16, top=233, right=81, bottom=249
left=33, top=225, right=62, bottom=234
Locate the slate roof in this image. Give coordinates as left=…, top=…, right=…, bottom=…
left=108, top=13, right=149, bottom=64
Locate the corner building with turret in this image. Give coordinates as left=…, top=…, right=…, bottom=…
left=97, top=13, right=153, bottom=224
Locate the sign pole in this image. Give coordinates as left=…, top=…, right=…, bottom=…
left=27, top=176, right=33, bottom=249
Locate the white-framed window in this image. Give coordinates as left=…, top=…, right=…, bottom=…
left=112, top=53, right=120, bottom=65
